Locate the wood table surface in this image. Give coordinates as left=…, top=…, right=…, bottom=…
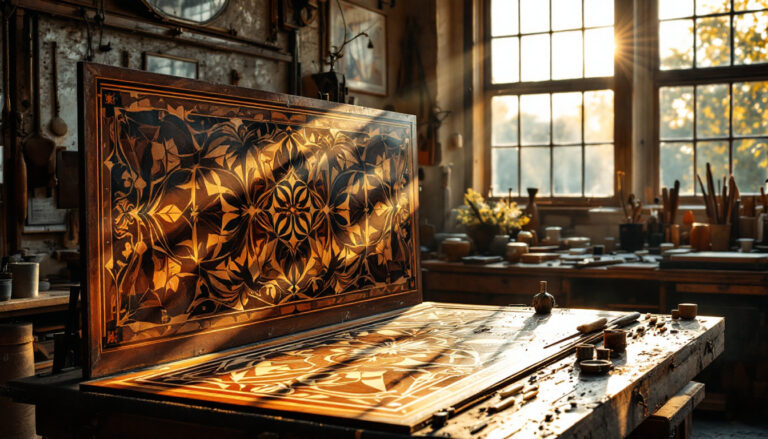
left=4, top=309, right=724, bottom=439
left=0, top=291, right=70, bottom=319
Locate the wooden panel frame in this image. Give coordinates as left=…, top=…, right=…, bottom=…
left=78, top=62, right=421, bottom=378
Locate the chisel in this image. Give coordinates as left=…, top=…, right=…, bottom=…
left=544, top=312, right=641, bottom=349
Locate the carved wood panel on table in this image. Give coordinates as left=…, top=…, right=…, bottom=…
left=78, top=63, right=420, bottom=378
left=84, top=303, right=625, bottom=432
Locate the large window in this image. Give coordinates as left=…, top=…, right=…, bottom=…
left=657, top=0, right=768, bottom=195
left=487, top=0, right=621, bottom=199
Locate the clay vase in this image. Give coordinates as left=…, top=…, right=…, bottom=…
left=689, top=223, right=711, bottom=251
left=442, top=239, right=471, bottom=261
left=467, top=223, right=499, bottom=255
left=505, top=242, right=529, bottom=263
left=516, top=230, right=535, bottom=246
left=522, top=187, right=539, bottom=234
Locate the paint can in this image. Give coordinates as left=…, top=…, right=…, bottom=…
left=9, top=262, right=38, bottom=299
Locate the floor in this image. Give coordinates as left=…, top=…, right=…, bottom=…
left=692, top=417, right=768, bottom=438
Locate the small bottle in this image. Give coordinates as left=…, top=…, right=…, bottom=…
left=532, top=280, right=556, bottom=315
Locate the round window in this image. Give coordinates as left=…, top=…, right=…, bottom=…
left=144, top=0, right=229, bottom=24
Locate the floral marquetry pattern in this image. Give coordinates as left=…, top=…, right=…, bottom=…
left=84, top=303, right=624, bottom=431
left=95, top=85, right=416, bottom=347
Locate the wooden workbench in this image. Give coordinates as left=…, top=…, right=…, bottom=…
left=421, top=260, right=768, bottom=312
left=0, top=292, right=70, bottom=319
left=422, top=260, right=768, bottom=417
left=5, top=310, right=724, bottom=438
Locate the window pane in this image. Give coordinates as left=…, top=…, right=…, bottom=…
left=584, top=27, right=614, bottom=77
left=696, top=0, right=730, bottom=15
left=552, top=0, right=582, bottom=31
left=492, top=147, right=520, bottom=196
left=553, top=146, right=582, bottom=196
left=696, top=141, right=730, bottom=185
left=553, top=92, right=582, bottom=144
left=584, top=90, right=613, bottom=143
left=659, top=86, right=694, bottom=140
left=520, top=94, right=550, bottom=145
left=521, top=34, right=550, bottom=81
left=659, top=20, right=694, bottom=69
left=735, top=0, right=768, bottom=11
left=733, top=138, right=768, bottom=193
left=660, top=142, right=694, bottom=195
left=696, top=83, right=730, bottom=139
left=696, top=16, right=731, bottom=67
left=584, top=0, right=613, bottom=27
left=552, top=31, right=583, bottom=79
left=733, top=81, right=768, bottom=136
left=734, top=11, right=768, bottom=65
left=492, top=96, right=519, bottom=145
left=492, top=37, right=519, bottom=83
left=491, top=0, right=519, bottom=37
left=585, top=144, right=614, bottom=196
left=659, top=0, right=693, bottom=19
left=520, top=0, right=549, bottom=33
left=521, top=147, right=551, bottom=195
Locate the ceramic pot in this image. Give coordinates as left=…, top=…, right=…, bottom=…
left=9, top=262, right=38, bottom=299
left=505, top=242, right=529, bottom=263
left=467, top=224, right=499, bottom=255
left=619, top=223, right=644, bottom=252
left=442, top=239, right=470, bottom=261
left=690, top=223, right=711, bottom=251
left=489, top=235, right=511, bottom=256
left=545, top=226, right=562, bottom=244
left=516, top=230, right=534, bottom=246
left=709, top=223, right=731, bottom=251
left=603, top=329, right=628, bottom=353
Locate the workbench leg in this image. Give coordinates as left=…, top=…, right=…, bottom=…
left=659, top=283, right=668, bottom=313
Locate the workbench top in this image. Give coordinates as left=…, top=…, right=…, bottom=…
left=5, top=309, right=724, bottom=439
left=0, top=291, right=70, bottom=319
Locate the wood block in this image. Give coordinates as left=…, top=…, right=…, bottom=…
left=629, top=381, right=705, bottom=439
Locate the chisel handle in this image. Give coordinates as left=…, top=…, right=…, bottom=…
left=576, top=318, right=607, bottom=334
left=610, top=312, right=641, bottom=328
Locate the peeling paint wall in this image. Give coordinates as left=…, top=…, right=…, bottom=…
left=37, top=14, right=289, bottom=152
left=18, top=0, right=429, bottom=278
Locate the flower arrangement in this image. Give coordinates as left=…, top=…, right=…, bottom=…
left=457, top=188, right=529, bottom=234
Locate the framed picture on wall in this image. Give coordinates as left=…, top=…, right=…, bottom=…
left=143, top=53, right=199, bottom=79
left=329, top=1, right=387, bottom=96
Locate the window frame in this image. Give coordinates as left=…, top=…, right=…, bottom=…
left=481, top=0, right=633, bottom=206
left=653, top=0, right=768, bottom=200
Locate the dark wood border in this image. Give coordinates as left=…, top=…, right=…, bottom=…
left=78, top=62, right=421, bottom=378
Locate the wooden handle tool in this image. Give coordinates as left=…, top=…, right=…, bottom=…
left=610, top=312, right=641, bottom=328
left=576, top=318, right=608, bottom=334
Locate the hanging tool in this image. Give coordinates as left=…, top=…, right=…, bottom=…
left=49, top=41, right=67, bottom=136
left=544, top=312, right=641, bottom=349
left=23, top=14, right=56, bottom=188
